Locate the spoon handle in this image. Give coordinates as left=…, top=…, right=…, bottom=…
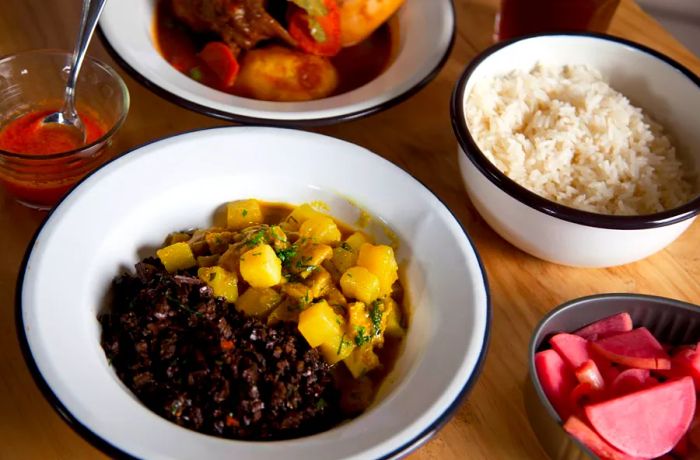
left=63, top=0, right=109, bottom=116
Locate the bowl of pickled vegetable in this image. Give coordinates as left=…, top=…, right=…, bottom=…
left=98, top=0, right=455, bottom=125
left=17, top=126, right=489, bottom=459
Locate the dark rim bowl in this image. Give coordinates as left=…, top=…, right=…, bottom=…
left=451, top=32, right=700, bottom=231
left=527, top=293, right=700, bottom=459
left=98, top=1, right=456, bottom=127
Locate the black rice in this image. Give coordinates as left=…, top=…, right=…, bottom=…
left=100, top=259, right=341, bottom=440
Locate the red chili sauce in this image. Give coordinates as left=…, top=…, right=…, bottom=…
left=153, top=0, right=395, bottom=98
left=0, top=109, right=106, bottom=207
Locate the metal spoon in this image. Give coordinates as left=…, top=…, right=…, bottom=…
left=42, top=0, right=109, bottom=142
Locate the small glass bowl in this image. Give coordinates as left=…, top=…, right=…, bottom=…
left=0, top=49, right=129, bottom=210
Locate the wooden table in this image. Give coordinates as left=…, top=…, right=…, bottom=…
left=1, top=1, right=698, bottom=458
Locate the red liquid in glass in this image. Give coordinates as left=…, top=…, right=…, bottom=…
left=497, top=0, right=620, bottom=41
left=0, top=109, right=107, bottom=207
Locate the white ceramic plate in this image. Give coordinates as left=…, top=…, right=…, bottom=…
left=18, top=127, right=489, bottom=459
left=98, top=0, right=455, bottom=125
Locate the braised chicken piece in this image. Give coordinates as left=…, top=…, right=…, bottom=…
left=171, top=0, right=295, bottom=53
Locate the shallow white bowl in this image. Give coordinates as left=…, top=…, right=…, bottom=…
left=17, top=127, right=489, bottom=459
left=451, top=33, right=700, bottom=268
left=98, top=0, right=454, bottom=126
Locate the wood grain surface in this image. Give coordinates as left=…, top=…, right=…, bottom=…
left=1, top=1, right=699, bottom=459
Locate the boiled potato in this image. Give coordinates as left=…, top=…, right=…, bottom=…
left=332, top=231, right=370, bottom=273
left=156, top=242, right=196, bottom=273
left=299, top=215, right=341, bottom=244
left=236, top=287, right=281, bottom=317
left=340, top=266, right=380, bottom=304
left=338, top=0, right=406, bottom=46
left=320, top=335, right=355, bottom=364
left=298, top=300, right=343, bottom=348
left=198, top=266, right=238, bottom=303
left=239, top=244, right=282, bottom=288
left=357, top=243, right=398, bottom=296
left=226, top=199, right=263, bottom=230
left=236, top=46, right=339, bottom=102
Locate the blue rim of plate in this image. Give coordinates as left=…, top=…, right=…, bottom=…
left=15, top=126, right=491, bottom=459
left=96, top=0, right=456, bottom=128
left=451, top=32, right=700, bottom=230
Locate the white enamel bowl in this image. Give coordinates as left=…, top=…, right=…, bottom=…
left=98, top=0, right=455, bottom=126
left=17, top=127, right=490, bottom=459
left=451, top=33, right=700, bottom=268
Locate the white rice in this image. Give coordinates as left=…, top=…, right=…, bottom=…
left=465, top=64, right=693, bottom=215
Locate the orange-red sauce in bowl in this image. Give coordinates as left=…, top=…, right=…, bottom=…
left=0, top=109, right=105, bottom=155
left=0, top=108, right=108, bottom=208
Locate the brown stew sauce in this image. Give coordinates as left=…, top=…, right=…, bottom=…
left=153, top=0, right=395, bottom=98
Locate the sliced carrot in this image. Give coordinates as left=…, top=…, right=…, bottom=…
left=220, top=339, right=235, bottom=351
left=288, top=0, right=341, bottom=57
left=198, top=42, right=239, bottom=88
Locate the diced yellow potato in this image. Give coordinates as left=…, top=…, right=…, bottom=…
left=267, top=300, right=301, bottom=325
left=332, top=245, right=355, bottom=274
left=320, top=334, right=355, bottom=364
left=367, top=299, right=389, bottom=346
left=306, top=267, right=332, bottom=299
left=384, top=297, right=405, bottom=338
left=236, top=287, right=281, bottom=317
left=332, top=232, right=370, bottom=274
left=298, top=300, right=343, bottom=348
left=239, top=244, right=282, bottom=288
left=156, top=242, right=196, bottom=273
left=299, top=216, right=341, bottom=244
left=286, top=204, right=325, bottom=230
left=205, top=231, right=235, bottom=254
left=289, top=243, right=333, bottom=279
left=226, top=199, right=263, bottom=230
left=346, top=232, right=371, bottom=251
left=198, top=266, right=238, bottom=303
left=344, top=345, right=380, bottom=378
left=340, top=267, right=380, bottom=304
left=347, top=301, right=373, bottom=343
left=357, top=244, right=399, bottom=297
left=196, top=254, right=220, bottom=267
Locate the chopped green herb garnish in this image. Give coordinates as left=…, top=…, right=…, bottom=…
left=276, top=245, right=298, bottom=267
left=337, top=334, right=346, bottom=354
left=189, top=67, right=203, bottom=81
left=315, top=397, right=328, bottom=410
left=354, top=326, right=370, bottom=346
left=246, top=230, right=266, bottom=247
left=242, top=209, right=248, bottom=217
left=370, top=300, right=384, bottom=337
left=295, top=255, right=316, bottom=273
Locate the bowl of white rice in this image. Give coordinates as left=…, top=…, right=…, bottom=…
left=451, top=33, right=700, bottom=268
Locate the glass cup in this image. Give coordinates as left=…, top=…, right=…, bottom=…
left=0, top=50, right=129, bottom=210
left=495, top=0, right=621, bottom=41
